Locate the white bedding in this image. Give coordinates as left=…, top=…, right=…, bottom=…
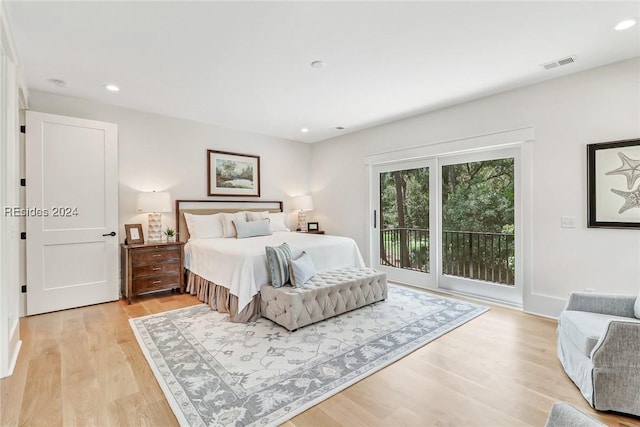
left=184, top=232, right=365, bottom=312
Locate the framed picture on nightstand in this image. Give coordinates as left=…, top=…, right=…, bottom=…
left=307, top=222, right=319, bottom=231
left=125, top=224, right=144, bottom=244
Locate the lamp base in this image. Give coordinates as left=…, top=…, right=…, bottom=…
left=147, top=213, right=163, bottom=243
left=298, top=210, right=308, bottom=232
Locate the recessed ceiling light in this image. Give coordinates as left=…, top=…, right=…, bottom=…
left=300, top=128, right=309, bottom=133
left=104, top=84, right=120, bottom=92
left=615, top=19, right=637, bottom=31
left=310, top=60, right=326, bottom=69
left=50, top=79, right=69, bottom=88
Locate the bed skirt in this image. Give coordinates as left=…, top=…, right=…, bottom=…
left=185, top=270, right=261, bottom=323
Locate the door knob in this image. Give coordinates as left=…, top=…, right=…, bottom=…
left=102, top=231, right=116, bottom=237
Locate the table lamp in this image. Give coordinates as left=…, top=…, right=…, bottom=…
left=137, top=191, right=171, bottom=243
left=291, top=195, right=314, bottom=231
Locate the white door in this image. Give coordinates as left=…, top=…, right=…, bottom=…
left=26, top=111, right=119, bottom=315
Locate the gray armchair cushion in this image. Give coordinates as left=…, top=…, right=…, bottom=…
left=544, top=402, right=605, bottom=427
left=559, top=311, right=640, bottom=356
left=565, top=292, right=636, bottom=318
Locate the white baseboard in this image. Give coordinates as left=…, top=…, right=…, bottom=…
left=1, top=320, right=22, bottom=378
left=4, top=339, right=22, bottom=378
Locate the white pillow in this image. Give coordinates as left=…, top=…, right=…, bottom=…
left=287, top=252, right=316, bottom=287
left=184, top=213, right=223, bottom=240
left=221, top=212, right=247, bottom=238
left=268, top=212, right=290, bottom=232
left=635, top=294, right=640, bottom=319
left=246, top=210, right=269, bottom=222
left=233, top=219, right=272, bottom=239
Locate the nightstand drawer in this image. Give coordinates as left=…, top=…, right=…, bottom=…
left=133, top=261, right=180, bottom=278
left=133, top=274, right=180, bottom=293
left=132, top=248, right=180, bottom=264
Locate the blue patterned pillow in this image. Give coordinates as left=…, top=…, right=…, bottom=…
left=265, top=243, right=291, bottom=288
left=288, top=252, right=316, bottom=287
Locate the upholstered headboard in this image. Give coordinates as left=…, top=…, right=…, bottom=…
left=175, top=200, right=283, bottom=242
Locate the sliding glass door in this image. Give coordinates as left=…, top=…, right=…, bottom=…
left=438, top=149, right=521, bottom=304
left=372, top=148, right=521, bottom=305
left=372, top=160, right=436, bottom=286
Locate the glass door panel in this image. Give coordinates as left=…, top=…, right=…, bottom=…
left=373, top=160, right=435, bottom=286
left=380, top=167, right=430, bottom=272
left=438, top=149, right=521, bottom=304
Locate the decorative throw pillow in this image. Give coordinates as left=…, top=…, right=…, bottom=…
left=246, top=210, right=269, bottom=222
left=635, top=294, right=640, bottom=319
left=265, top=243, right=292, bottom=287
left=184, top=213, right=224, bottom=240
left=233, top=219, right=272, bottom=239
left=268, top=212, right=290, bottom=232
left=221, top=212, right=246, bottom=238
left=288, top=252, right=316, bottom=287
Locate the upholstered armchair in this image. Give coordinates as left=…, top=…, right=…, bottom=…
left=556, top=292, right=640, bottom=417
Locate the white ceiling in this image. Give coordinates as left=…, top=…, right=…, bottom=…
left=4, top=1, right=640, bottom=143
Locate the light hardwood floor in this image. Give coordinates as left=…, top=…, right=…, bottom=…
left=2, top=289, right=639, bottom=427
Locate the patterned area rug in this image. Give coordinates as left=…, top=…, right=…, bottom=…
left=130, top=285, right=488, bottom=427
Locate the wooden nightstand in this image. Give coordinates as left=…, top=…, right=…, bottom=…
left=120, top=242, right=185, bottom=304
left=297, top=230, right=325, bottom=234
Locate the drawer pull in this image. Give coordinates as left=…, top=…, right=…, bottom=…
left=152, top=254, right=162, bottom=257
left=152, top=280, right=162, bottom=284
left=152, top=267, right=161, bottom=271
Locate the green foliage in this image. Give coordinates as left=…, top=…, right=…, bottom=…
left=380, top=167, right=429, bottom=230
left=381, top=159, right=514, bottom=233
left=441, top=158, right=514, bottom=233
left=379, top=159, right=515, bottom=278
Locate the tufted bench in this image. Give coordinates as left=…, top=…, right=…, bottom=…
left=260, top=266, right=388, bottom=331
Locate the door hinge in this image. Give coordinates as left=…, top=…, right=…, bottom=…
left=21, top=285, right=26, bottom=293
left=20, top=178, right=26, bottom=187
left=20, top=232, right=26, bottom=239
left=20, top=125, right=25, bottom=134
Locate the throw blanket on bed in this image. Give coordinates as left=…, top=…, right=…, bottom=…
left=184, top=232, right=365, bottom=312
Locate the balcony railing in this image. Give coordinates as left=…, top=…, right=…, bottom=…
left=380, top=228, right=430, bottom=273
left=380, top=228, right=515, bottom=286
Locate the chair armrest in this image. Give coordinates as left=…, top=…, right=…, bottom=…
left=591, top=321, right=640, bottom=367
left=565, top=292, right=636, bottom=318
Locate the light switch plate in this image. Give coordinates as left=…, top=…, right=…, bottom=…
left=561, top=216, right=576, bottom=228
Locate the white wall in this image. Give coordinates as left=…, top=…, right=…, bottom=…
left=311, top=58, right=640, bottom=318
left=23, top=90, right=312, bottom=314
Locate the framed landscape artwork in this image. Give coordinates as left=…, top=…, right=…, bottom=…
left=207, top=149, right=260, bottom=197
left=587, top=138, right=640, bottom=229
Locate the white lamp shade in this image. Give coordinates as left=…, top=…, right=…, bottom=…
left=291, top=195, right=314, bottom=211
left=137, top=191, right=172, bottom=213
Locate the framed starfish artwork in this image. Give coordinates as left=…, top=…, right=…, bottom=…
left=588, top=138, right=640, bottom=229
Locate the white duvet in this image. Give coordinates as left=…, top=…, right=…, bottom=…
left=184, top=232, right=365, bottom=312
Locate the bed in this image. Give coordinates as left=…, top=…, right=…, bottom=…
left=176, top=200, right=365, bottom=322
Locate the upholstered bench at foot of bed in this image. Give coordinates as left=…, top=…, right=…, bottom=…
left=260, top=267, right=388, bottom=331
